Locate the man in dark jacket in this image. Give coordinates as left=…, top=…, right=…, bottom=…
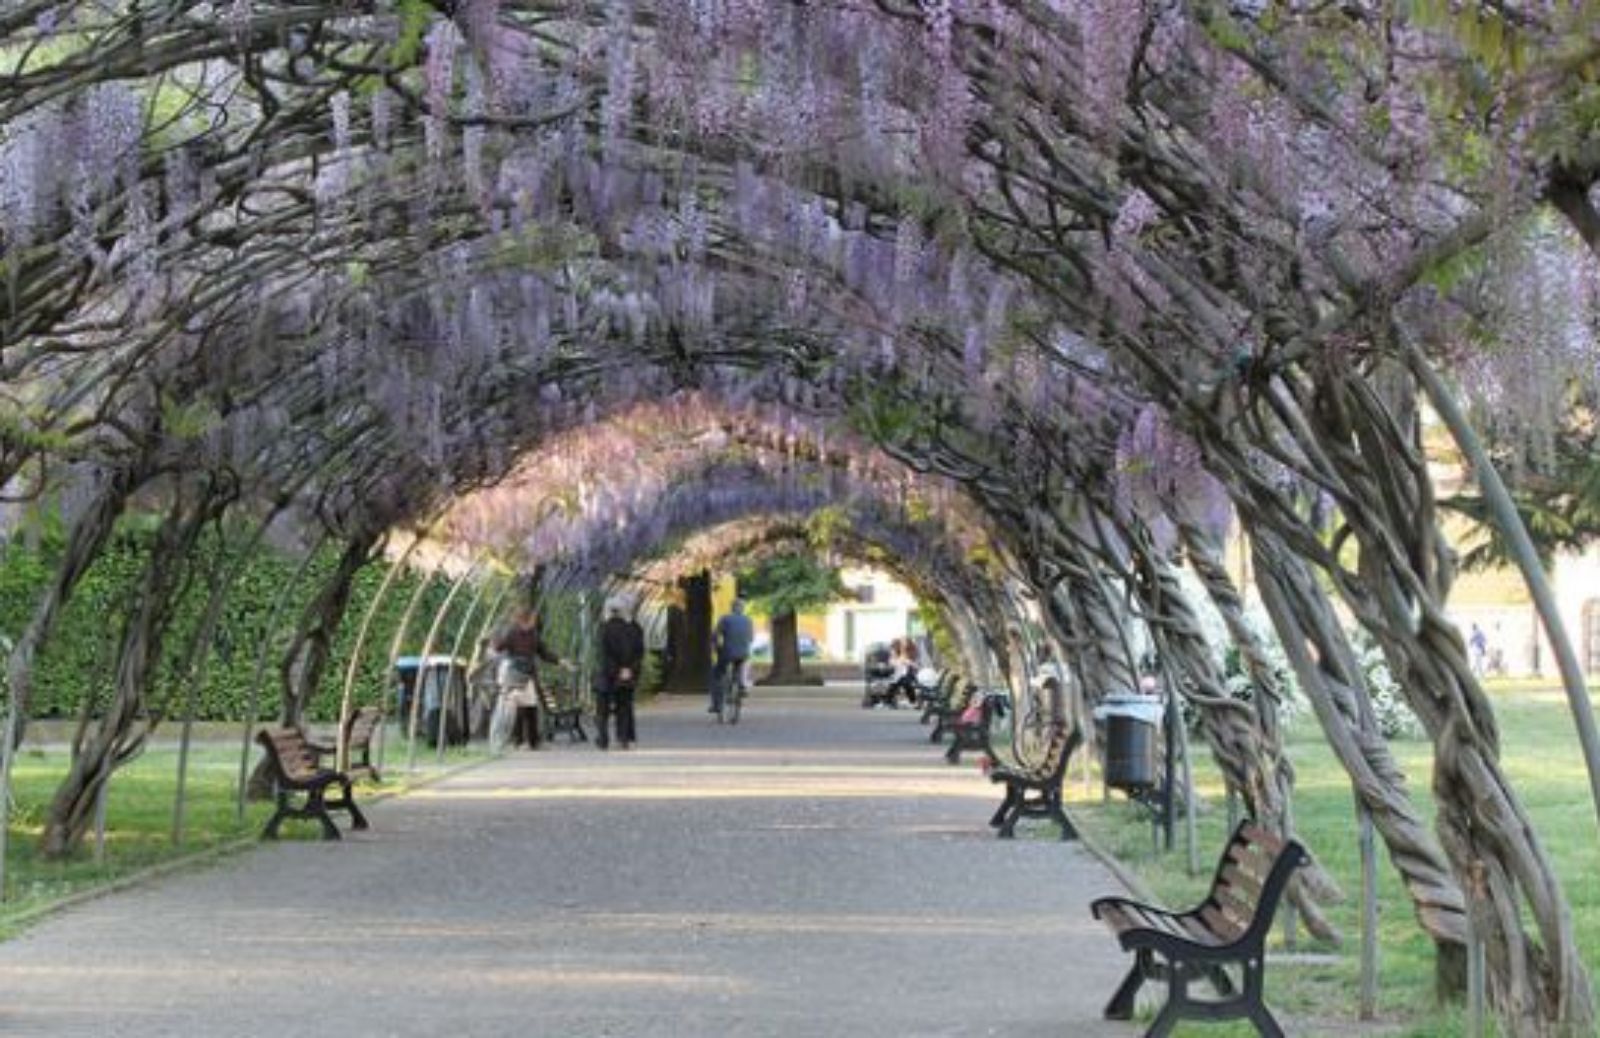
left=597, top=597, right=646, bottom=750
left=709, top=598, right=754, bottom=715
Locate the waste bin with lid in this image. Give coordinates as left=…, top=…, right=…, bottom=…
left=1094, top=694, right=1163, bottom=792
left=394, top=655, right=469, bottom=747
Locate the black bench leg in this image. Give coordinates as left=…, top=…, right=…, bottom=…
left=262, top=793, right=290, bottom=840
left=307, top=788, right=342, bottom=841
left=1145, top=998, right=1183, bottom=1038
left=989, top=787, right=1017, bottom=828
left=1050, top=793, right=1077, bottom=841
left=1104, top=955, right=1147, bottom=1020
left=1205, top=964, right=1235, bottom=997
left=341, top=778, right=369, bottom=830
left=1144, top=965, right=1190, bottom=1038
left=1246, top=1000, right=1286, bottom=1038
left=997, top=790, right=1024, bottom=839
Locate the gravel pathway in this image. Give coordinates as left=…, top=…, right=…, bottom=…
left=0, top=686, right=1133, bottom=1037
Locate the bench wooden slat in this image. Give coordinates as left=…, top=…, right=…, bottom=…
left=1218, top=860, right=1267, bottom=904
left=1091, top=819, right=1307, bottom=1036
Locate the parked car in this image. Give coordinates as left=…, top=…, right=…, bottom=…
left=750, top=632, right=823, bottom=658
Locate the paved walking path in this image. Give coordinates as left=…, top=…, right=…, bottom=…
left=0, top=686, right=1132, bottom=1037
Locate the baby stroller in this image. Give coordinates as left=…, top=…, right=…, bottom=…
left=861, top=643, right=898, bottom=708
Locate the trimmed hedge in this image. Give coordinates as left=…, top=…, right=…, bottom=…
left=1, top=519, right=465, bottom=723
left=0, top=513, right=617, bottom=724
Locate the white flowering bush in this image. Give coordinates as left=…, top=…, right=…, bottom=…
left=1350, top=630, right=1426, bottom=741
left=1176, top=569, right=1305, bottom=732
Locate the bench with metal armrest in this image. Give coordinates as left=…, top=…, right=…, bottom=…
left=255, top=727, right=370, bottom=841
left=1090, top=820, right=1306, bottom=1037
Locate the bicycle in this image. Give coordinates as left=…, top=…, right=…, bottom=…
left=715, top=657, right=748, bottom=725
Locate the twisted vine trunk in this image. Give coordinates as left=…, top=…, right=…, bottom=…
left=278, top=530, right=381, bottom=728
left=1305, top=366, right=1593, bottom=1033
left=1251, top=526, right=1470, bottom=990
left=1172, top=522, right=1342, bottom=943
left=4, top=463, right=149, bottom=726
left=41, top=478, right=232, bottom=858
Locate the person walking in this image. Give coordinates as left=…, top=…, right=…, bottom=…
left=1470, top=623, right=1488, bottom=678
left=492, top=606, right=570, bottom=750
left=597, top=597, right=646, bottom=750
left=710, top=598, right=754, bottom=715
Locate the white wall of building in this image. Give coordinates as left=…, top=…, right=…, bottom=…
left=824, top=566, right=919, bottom=661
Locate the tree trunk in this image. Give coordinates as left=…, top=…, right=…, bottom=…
left=1, top=465, right=140, bottom=884
left=662, top=571, right=713, bottom=691
left=759, top=610, right=822, bottom=685
left=277, top=531, right=380, bottom=727
left=1305, top=366, right=1592, bottom=1032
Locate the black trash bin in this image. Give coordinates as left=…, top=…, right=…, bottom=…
left=1097, top=694, right=1162, bottom=791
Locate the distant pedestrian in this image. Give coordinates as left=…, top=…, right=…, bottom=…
left=597, top=597, right=646, bottom=750
left=1469, top=623, right=1488, bottom=678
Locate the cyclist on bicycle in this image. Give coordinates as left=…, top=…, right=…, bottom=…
left=709, top=598, right=754, bottom=716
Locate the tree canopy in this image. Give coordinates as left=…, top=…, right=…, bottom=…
left=736, top=552, right=848, bottom=621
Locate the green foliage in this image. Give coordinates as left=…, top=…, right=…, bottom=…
left=1198, top=9, right=1249, bottom=52
left=390, top=0, right=433, bottom=69
left=1443, top=408, right=1600, bottom=571
left=915, top=605, right=958, bottom=667
left=846, top=384, right=931, bottom=447
left=0, top=516, right=464, bottom=724
left=803, top=505, right=850, bottom=551
left=1350, top=629, right=1426, bottom=741
left=736, top=552, right=846, bottom=619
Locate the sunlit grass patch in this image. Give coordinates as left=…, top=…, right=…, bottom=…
left=0, top=731, right=484, bottom=935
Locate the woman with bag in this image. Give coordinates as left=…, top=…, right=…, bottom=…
left=492, top=606, right=570, bottom=750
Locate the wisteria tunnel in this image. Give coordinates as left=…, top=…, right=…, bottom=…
left=5, top=3, right=1600, bottom=1035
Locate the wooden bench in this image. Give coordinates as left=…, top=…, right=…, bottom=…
left=1090, top=821, right=1306, bottom=1037
left=928, top=680, right=976, bottom=744
left=256, top=727, right=370, bottom=841
left=535, top=680, right=588, bottom=744
left=986, top=722, right=1079, bottom=839
left=919, top=671, right=960, bottom=726
left=944, top=688, right=1005, bottom=765
left=306, top=705, right=384, bottom=783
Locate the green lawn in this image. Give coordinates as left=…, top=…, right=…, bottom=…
left=0, top=729, right=484, bottom=937
left=1068, top=685, right=1600, bottom=1036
